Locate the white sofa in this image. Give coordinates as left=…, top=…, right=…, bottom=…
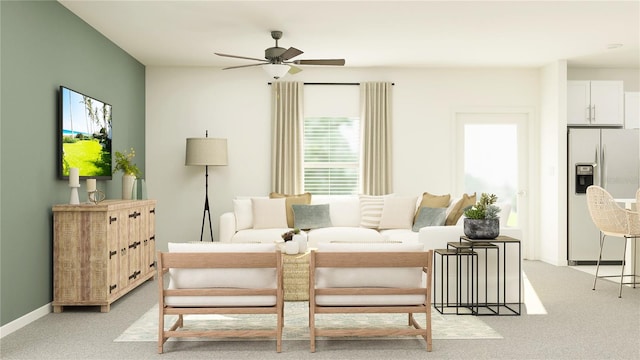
left=218, top=194, right=518, bottom=249
left=219, top=193, right=522, bottom=304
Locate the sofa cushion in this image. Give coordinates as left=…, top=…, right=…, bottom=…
left=292, top=203, right=332, bottom=230
left=231, top=228, right=291, bottom=243
left=359, top=194, right=391, bottom=228
left=378, top=229, right=420, bottom=243
left=233, top=199, right=253, bottom=230
left=252, top=198, right=288, bottom=229
left=413, top=207, right=447, bottom=231
left=165, top=242, right=277, bottom=307
left=269, top=192, right=312, bottom=228
left=307, top=227, right=383, bottom=247
left=415, top=192, right=450, bottom=223
left=378, top=196, right=418, bottom=230
left=445, top=192, right=476, bottom=225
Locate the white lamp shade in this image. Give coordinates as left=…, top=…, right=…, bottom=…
left=263, top=64, right=290, bottom=79
left=185, top=138, right=228, bottom=166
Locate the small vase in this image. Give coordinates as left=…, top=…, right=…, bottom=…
left=285, top=241, right=299, bottom=255
left=464, top=218, right=499, bottom=239
left=122, top=174, right=136, bottom=200
left=293, top=233, right=307, bottom=252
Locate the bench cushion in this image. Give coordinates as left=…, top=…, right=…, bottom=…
left=314, top=242, right=426, bottom=306
left=165, top=242, right=277, bottom=307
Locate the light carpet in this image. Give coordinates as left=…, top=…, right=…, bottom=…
left=115, top=301, right=502, bottom=342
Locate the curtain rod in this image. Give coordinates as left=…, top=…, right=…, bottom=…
left=267, top=82, right=395, bottom=86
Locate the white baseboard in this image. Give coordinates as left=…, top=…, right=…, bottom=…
left=0, top=302, right=52, bottom=338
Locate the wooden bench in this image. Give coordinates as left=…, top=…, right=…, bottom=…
left=309, top=244, right=433, bottom=352
left=157, top=243, right=283, bottom=353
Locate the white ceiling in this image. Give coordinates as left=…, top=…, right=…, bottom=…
left=59, top=0, right=640, bottom=69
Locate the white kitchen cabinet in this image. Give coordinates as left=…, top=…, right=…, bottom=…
left=624, top=92, right=639, bottom=129
left=567, top=80, right=624, bottom=126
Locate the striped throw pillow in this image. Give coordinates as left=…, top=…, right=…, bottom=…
left=359, top=194, right=389, bottom=228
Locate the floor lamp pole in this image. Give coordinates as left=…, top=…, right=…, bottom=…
left=200, top=164, right=214, bottom=241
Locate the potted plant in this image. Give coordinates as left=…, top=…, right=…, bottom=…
left=113, top=147, right=142, bottom=200
left=463, top=193, right=501, bottom=239
left=281, top=228, right=300, bottom=242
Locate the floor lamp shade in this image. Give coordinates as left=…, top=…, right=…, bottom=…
left=185, top=138, right=228, bottom=166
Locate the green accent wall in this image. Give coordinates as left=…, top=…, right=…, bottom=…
left=0, top=0, right=145, bottom=326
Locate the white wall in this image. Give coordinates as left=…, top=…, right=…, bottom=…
left=568, top=68, right=640, bottom=92
left=539, top=61, right=568, bottom=266
left=145, top=66, right=541, bottom=253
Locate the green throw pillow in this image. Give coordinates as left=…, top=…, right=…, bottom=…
left=292, top=204, right=332, bottom=230
left=412, top=207, right=447, bottom=232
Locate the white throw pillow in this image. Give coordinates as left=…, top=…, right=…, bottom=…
left=378, top=196, right=418, bottom=229
left=233, top=198, right=253, bottom=230
left=328, top=196, right=361, bottom=227
left=359, top=194, right=391, bottom=228
left=252, top=198, right=288, bottom=229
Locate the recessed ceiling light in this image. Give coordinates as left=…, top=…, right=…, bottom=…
left=607, top=43, right=623, bottom=49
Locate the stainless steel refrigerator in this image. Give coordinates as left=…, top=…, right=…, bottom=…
left=568, top=128, right=639, bottom=265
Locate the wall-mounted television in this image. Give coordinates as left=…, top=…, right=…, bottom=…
left=58, top=86, right=112, bottom=180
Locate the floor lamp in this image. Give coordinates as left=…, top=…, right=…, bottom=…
left=185, top=132, right=228, bottom=241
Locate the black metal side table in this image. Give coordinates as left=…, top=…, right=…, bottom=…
left=433, top=248, right=478, bottom=315
left=448, top=241, right=500, bottom=315
left=459, top=235, right=522, bottom=316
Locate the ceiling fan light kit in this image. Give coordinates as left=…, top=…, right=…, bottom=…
left=263, top=63, right=290, bottom=79
left=215, top=30, right=345, bottom=79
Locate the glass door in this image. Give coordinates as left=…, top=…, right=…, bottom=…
left=455, top=111, right=530, bottom=256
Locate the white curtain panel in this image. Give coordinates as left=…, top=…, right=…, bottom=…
left=360, top=82, right=393, bottom=195
left=271, top=81, right=304, bottom=194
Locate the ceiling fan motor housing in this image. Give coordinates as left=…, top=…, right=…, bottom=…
left=265, top=47, right=287, bottom=63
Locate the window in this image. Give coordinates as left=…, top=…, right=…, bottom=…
left=303, top=117, right=360, bottom=195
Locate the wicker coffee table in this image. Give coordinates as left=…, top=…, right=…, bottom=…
left=282, top=251, right=310, bottom=301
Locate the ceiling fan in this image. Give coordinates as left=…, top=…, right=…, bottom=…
left=214, top=30, right=345, bottom=79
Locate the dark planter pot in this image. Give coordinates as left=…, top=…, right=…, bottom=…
left=464, top=218, right=499, bottom=239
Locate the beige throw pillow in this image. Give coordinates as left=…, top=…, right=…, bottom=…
left=445, top=192, right=476, bottom=225
left=252, top=198, right=288, bottom=229
left=269, top=192, right=312, bottom=228
left=378, top=196, right=418, bottom=229
left=414, top=192, right=451, bottom=223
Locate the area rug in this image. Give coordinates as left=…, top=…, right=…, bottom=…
left=115, top=301, right=502, bottom=342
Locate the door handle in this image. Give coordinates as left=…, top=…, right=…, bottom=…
left=601, top=145, right=606, bottom=188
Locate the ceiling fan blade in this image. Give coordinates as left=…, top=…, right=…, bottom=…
left=280, top=47, right=303, bottom=61
left=222, top=63, right=267, bottom=70
left=215, top=52, right=266, bottom=62
left=293, top=59, right=345, bottom=66
left=288, top=65, right=303, bottom=75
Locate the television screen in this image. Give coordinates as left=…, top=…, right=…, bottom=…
left=58, top=86, right=112, bottom=179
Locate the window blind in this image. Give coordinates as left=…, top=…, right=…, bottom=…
left=303, top=117, right=360, bottom=195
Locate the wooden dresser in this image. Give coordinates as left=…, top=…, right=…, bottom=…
left=52, top=199, right=157, bottom=312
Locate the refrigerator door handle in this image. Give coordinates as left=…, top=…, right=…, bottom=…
left=601, top=145, right=606, bottom=188
left=594, top=145, right=601, bottom=186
